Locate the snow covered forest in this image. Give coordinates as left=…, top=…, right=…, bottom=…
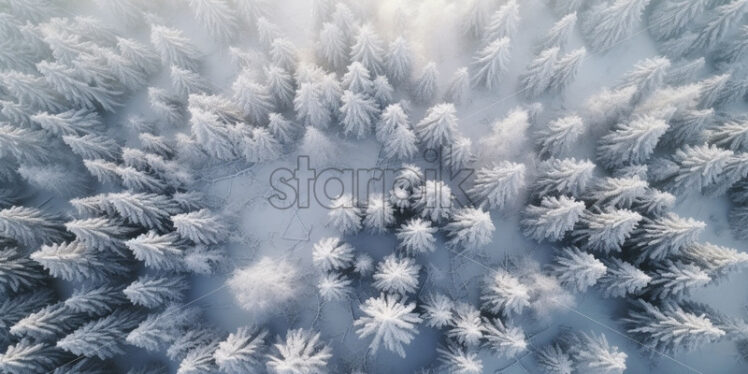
left=0, top=0, right=747, bottom=372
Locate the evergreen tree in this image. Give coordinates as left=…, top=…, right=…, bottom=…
left=536, top=115, right=586, bottom=157
left=232, top=71, right=273, bottom=125
left=573, top=208, right=642, bottom=253
left=443, top=136, right=474, bottom=171
left=483, top=317, right=527, bottom=358
left=372, top=254, right=420, bottom=295
left=354, top=293, right=422, bottom=357
left=318, top=22, right=347, bottom=71
left=568, top=332, right=627, bottom=374
left=267, top=112, right=298, bottom=144
left=581, top=0, right=652, bottom=52
left=647, top=260, right=710, bottom=299
left=0, top=71, right=66, bottom=112
left=0, top=247, right=46, bottom=295
left=65, top=216, right=133, bottom=254
left=0, top=124, right=53, bottom=164
left=117, top=37, right=161, bottom=76
left=713, top=25, right=748, bottom=69
left=57, top=309, right=144, bottom=359
left=167, top=326, right=221, bottom=361
left=682, top=242, right=748, bottom=278
left=481, top=269, right=531, bottom=315
left=624, top=299, right=725, bottom=354
left=150, top=25, right=201, bottom=70
left=633, top=188, right=676, bottom=216
left=372, top=75, right=394, bottom=108
left=518, top=47, right=559, bottom=99
left=317, top=272, right=352, bottom=301
left=461, top=0, right=492, bottom=39
left=444, top=67, right=470, bottom=105
left=342, top=62, right=372, bottom=96
left=413, top=180, right=453, bottom=223
left=535, top=344, right=573, bottom=374
left=256, top=17, right=281, bottom=47
left=537, top=12, right=577, bottom=52
left=448, top=303, right=484, bottom=347
left=376, top=103, right=408, bottom=143
left=64, top=284, right=127, bottom=317
left=298, top=127, right=336, bottom=165
left=62, top=134, right=117, bottom=160
left=550, top=50, right=587, bottom=93
left=396, top=218, right=437, bottom=255
left=149, top=87, right=187, bottom=126
left=597, top=258, right=651, bottom=298
left=103, top=192, right=180, bottom=231
left=327, top=194, right=362, bottom=235
left=661, top=108, right=714, bottom=148
left=124, top=274, right=188, bottom=308
left=471, top=37, right=511, bottom=90
left=172, top=209, right=227, bottom=245
left=617, top=57, right=670, bottom=101
left=521, top=195, right=585, bottom=242
left=126, top=304, right=201, bottom=351
left=549, top=247, right=606, bottom=292
left=178, top=341, right=220, bottom=374
left=469, top=161, right=526, bottom=210
left=339, top=90, right=378, bottom=139
left=690, top=0, right=748, bottom=53
left=0, top=339, right=65, bottom=374
left=484, top=0, right=520, bottom=41
left=294, top=83, right=331, bottom=128
left=385, top=36, right=412, bottom=84
left=0, top=206, right=62, bottom=247
left=583, top=86, right=636, bottom=127
left=662, top=144, right=734, bottom=194
left=362, top=193, right=395, bottom=233
left=708, top=119, right=748, bottom=151
left=587, top=176, right=649, bottom=209
left=534, top=158, right=595, bottom=197
left=0, top=289, right=54, bottom=343
left=37, top=60, right=122, bottom=112
left=189, top=107, right=237, bottom=160
left=437, top=344, right=483, bottom=374
left=266, top=329, right=331, bottom=374
left=415, top=103, right=458, bottom=149
left=31, top=109, right=102, bottom=136
left=597, top=115, right=668, bottom=169
left=633, top=213, right=705, bottom=262
left=214, top=326, right=267, bottom=374
left=412, top=62, right=438, bottom=105
left=350, top=24, right=385, bottom=76
left=10, top=302, right=81, bottom=341
left=270, top=38, right=298, bottom=73
left=648, top=0, right=710, bottom=41
left=444, top=207, right=495, bottom=251
left=312, top=237, right=355, bottom=272
left=420, top=293, right=454, bottom=328
left=383, top=121, right=417, bottom=160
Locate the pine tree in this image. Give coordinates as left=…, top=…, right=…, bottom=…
left=167, top=326, right=221, bottom=361
left=444, top=207, right=495, bottom=251
left=588, top=176, right=649, bottom=209
left=354, top=254, right=374, bottom=276
left=266, top=329, right=331, bottom=374
left=383, top=121, right=417, bottom=160
left=124, top=274, right=188, bottom=308
left=232, top=71, right=273, bottom=125
left=546, top=47, right=586, bottom=93
left=327, top=194, right=362, bottom=235
left=189, top=107, right=236, bottom=160
left=448, top=303, right=484, bottom=347
left=443, top=136, right=474, bottom=171
left=535, top=344, right=573, bottom=374
left=484, top=0, right=520, bottom=41
left=186, top=0, right=238, bottom=42
left=0, top=339, right=65, bottom=374
left=170, top=65, right=210, bottom=99
left=64, top=284, right=127, bottom=317
left=521, top=195, right=585, bottom=242
left=413, top=180, right=453, bottom=223
left=312, top=237, right=355, bottom=272
left=538, top=12, right=577, bottom=52
left=317, top=272, right=351, bottom=301
left=396, top=218, right=437, bottom=255
left=713, top=25, right=748, bottom=69
left=65, top=216, right=133, bottom=254
left=415, top=103, right=458, bottom=149
left=126, top=304, right=201, bottom=351
left=117, top=37, right=161, bottom=76
left=0, top=247, right=46, bottom=295
left=372, top=254, right=420, bottom=295
left=354, top=294, right=421, bottom=357
left=298, top=127, right=336, bottom=165
left=0, top=124, right=53, bottom=164
left=618, top=57, right=671, bottom=102
left=661, top=108, right=714, bottom=148
left=269, top=38, right=297, bottom=73
left=385, top=36, right=411, bottom=85
left=150, top=25, right=201, bottom=70
left=471, top=37, right=511, bottom=90
left=461, top=0, right=492, bottom=39
left=483, top=317, right=527, bottom=358
left=420, top=293, right=454, bottom=328
left=256, top=17, right=281, bottom=47
left=518, top=47, right=559, bottom=98
left=708, top=120, right=748, bottom=151
left=350, top=24, right=385, bottom=76
left=648, top=0, right=710, bottom=41
left=362, top=193, right=395, bottom=233
left=37, top=60, right=122, bottom=112
left=0, top=71, right=66, bottom=112
left=57, top=309, right=143, bottom=359
left=318, top=22, right=347, bottom=71
left=583, top=86, right=636, bottom=127
left=267, top=112, right=298, bottom=144
left=691, top=0, right=748, bottom=53
left=339, top=90, right=378, bottom=139
left=481, top=269, right=531, bottom=315
left=294, top=83, right=331, bottom=128
left=376, top=103, right=408, bottom=142
left=31, top=109, right=102, bottom=136
left=104, top=192, right=179, bottom=231
left=178, top=341, right=220, bottom=374
left=633, top=213, right=705, bottom=262
left=172, top=209, right=227, bottom=245
left=370, top=75, right=393, bottom=108
left=342, top=61, right=373, bottom=96
left=214, top=326, right=267, bottom=374
left=698, top=73, right=745, bottom=108
left=647, top=260, right=710, bottom=299
left=469, top=161, right=526, bottom=209
left=437, top=344, right=483, bottom=374
left=63, top=134, right=120, bottom=160
left=149, top=87, right=187, bottom=126
left=10, top=302, right=81, bottom=341
left=597, top=258, right=651, bottom=298
left=0, top=206, right=62, bottom=247
left=536, top=115, right=585, bottom=157
left=412, top=62, right=438, bottom=104
left=444, top=67, right=470, bottom=105
left=568, top=332, right=627, bottom=374
left=682, top=242, right=748, bottom=278
left=549, top=247, right=606, bottom=292
left=663, top=144, right=734, bottom=194
left=632, top=188, right=676, bottom=217
left=573, top=208, right=642, bottom=253
left=624, top=299, right=725, bottom=354
left=597, top=115, right=668, bottom=169
left=581, top=0, right=651, bottom=52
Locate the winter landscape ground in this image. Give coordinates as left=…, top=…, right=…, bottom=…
left=0, top=0, right=747, bottom=373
